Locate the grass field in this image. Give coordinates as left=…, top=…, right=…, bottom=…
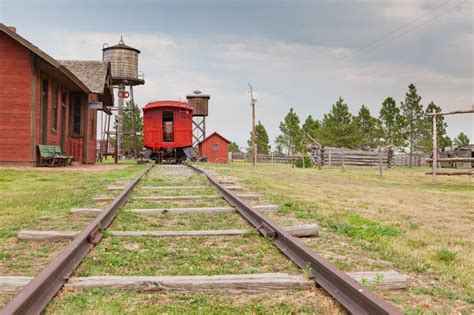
left=204, top=161, right=473, bottom=314
left=1, top=161, right=472, bottom=313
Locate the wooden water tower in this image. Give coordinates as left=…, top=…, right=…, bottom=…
left=186, top=90, right=210, bottom=146
left=102, top=36, right=144, bottom=161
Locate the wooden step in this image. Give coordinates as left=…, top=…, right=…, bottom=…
left=17, top=224, right=319, bottom=241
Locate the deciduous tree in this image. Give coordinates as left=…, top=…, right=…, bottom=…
left=453, top=132, right=470, bottom=147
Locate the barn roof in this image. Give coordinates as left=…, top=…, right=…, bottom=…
left=200, top=132, right=230, bottom=144
left=0, top=23, right=90, bottom=93
left=58, top=60, right=111, bottom=94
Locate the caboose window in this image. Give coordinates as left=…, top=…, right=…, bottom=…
left=162, top=111, right=174, bottom=142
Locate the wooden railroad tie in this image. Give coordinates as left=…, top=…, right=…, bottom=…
left=0, top=271, right=408, bottom=293
left=71, top=204, right=278, bottom=215
left=107, top=185, right=243, bottom=191
left=17, top=224, right=319, bottom=241
left=92, top=194, right=260, bottom=202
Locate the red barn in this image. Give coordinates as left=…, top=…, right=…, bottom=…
left=199, top=132, right=230, bottom=163
left=0, top=24, right=113, bottom=165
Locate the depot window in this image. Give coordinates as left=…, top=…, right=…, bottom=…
left=212, top=143, right=218, bottom=152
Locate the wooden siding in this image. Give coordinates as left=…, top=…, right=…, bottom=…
left=0, top=33, right=96, bottom=164
left=199, top=133, right=229, bottom=163
left=0, top=32, right=32, bottom=162
left=143, top=104, right=193, bottom=151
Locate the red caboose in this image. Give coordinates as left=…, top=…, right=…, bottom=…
left=143, top=100, right=193, bottom=163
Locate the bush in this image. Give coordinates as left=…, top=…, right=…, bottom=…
left=295, top=155, right=314, bottom=168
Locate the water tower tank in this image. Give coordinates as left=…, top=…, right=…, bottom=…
left=102, top=36, right=144, bottom=85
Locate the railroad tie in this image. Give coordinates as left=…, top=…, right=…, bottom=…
left=70, top=204, right=278, bottom=215
left=93, top=194, right=260, bottom=202
left=0, top=271, right=408, bottom=293
left=17, top=224, right=319, bottom=241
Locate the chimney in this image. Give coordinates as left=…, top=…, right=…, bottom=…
left=8, top=26, right=16, bottom=33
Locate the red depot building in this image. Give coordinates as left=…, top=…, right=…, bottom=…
left=199, top=132, right=230, bottom=163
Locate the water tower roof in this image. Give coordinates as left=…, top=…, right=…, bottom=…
left=102, top=36, right=140, bottom=53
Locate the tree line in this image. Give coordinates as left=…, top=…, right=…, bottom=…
left=232, top=84, right=470, bottom=159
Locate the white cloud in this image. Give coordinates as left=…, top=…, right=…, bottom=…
left=24, top=26, right=472, bottom=146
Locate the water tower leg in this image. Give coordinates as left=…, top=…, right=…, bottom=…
left=129, top=85, right=138, bottom=161
left=117, top=85, right=124, bottom=159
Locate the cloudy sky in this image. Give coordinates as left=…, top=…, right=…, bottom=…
left=1, top=0, right=472, bottom=147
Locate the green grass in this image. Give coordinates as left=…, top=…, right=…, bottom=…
left=46, top=289, right=342, bottom=314
left=0, top=164, right=146, bottom=276
left=203, top=162, right=474, bottom=313
left=110, top=211, right=250, bottom=231
left=76, top=235, right=299, bottom=277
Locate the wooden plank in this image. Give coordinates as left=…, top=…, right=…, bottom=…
left=66, top=273, right=314, bottom=293
left=70, top=208, right=102, bottom=215
left=425, top=171, right=473, bottom=176
left=348, top=271, right=408, bottom=290
left=0, top=271, right=406, bottom=293
left=71, top=205, right=278, bottom=215
left=17, top=224, right=319, bottom=241
left=17, top=230, right=77, bottom=241
left=425, top=157, right=474, bottom=162
left=130, top=194, right=260, bottom=201
left=142, top=186, right=208, bottom=190
left=0, top=276, right=32, bottom=293
left=130, top=204, right=278, bottom=215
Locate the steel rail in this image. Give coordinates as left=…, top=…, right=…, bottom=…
left=1, top=164, right=154, bottom=315
left=188, top=164, right=402, bottom=315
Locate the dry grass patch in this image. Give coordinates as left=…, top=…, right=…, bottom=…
left=206, top=163, right=473, bottom=313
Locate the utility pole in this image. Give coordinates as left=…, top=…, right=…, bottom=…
left=248, top=84, right=257, bottom=167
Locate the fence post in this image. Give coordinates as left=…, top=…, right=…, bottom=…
left=341, top=148, right=345, bottom=171
left=378, top=147, right=383, bottom=176
left=328, top=151, right=332, bottom=167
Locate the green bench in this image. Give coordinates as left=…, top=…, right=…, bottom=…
left=37, top=145, right=73, bottom=167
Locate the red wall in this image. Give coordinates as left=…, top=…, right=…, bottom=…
left=199, top=134, right=229, bottom=163
left=143, top=104, right=193, bottom=151
left=0, top=32, right=97, bottom=164
left=0, top=32, right=33, bottom=162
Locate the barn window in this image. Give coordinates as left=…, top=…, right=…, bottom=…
left=162, top=111, right=174, bottom=142
left=70, top=94, right=82, bottom=136
left=212, top=143, right=218, bottom=152
left=51, top=81, right=58, bottom=132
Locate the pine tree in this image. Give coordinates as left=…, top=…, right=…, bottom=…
left=400, top=84, right=424, bottom=166
left=453, top=132, right=470, bottom=147
left=420, top=102, right=451, bottom=151
left=122, top=101, right=143, bottom=155
left=276, top=108, right=303, bottom=155
left=319, top=97, right=359, bottom=148
left=302, top=115, right=321, bottom=144
left=247, top=121, right=270, bottom=154
left=228, top=141, right=241, bottom=153
left=379, top=97, right=406, bottom=148
left=354, top=105, right=383, bottom=150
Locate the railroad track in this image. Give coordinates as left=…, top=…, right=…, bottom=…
left=1, top=164, right=402, bottom=314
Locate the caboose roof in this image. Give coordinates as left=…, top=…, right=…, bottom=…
left=143, top=100, right=193, bottom=111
